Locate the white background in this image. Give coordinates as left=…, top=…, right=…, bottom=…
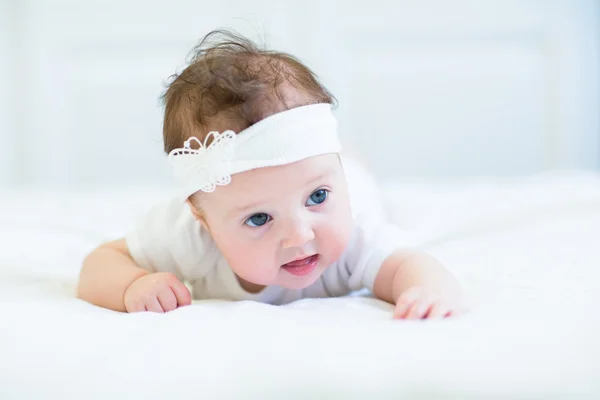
left=0, top=0, right=598, bottom=188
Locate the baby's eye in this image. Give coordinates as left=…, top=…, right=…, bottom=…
left=245, top=213, right=271, bottom=227
left=306, top=189, right=329, bottom=206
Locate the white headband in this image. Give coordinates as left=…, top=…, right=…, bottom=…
left=168, top=103, right=341, bottom=198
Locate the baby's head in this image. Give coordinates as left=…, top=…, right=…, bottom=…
left=162, top=30, right=353, bottom=291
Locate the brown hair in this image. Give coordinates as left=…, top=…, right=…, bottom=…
left=161, top=29, right=337, bottom=153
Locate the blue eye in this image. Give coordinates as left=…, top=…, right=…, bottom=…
left=306, top=189, right=328, bottom=206
left=245, top=213, right=271, bottom=227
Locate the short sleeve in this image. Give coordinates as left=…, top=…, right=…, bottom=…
left=125, top=198, right=219, bottom=282
left=339, top=214, right=415, bottom=292
left=336, top=154, right=415, bottom=291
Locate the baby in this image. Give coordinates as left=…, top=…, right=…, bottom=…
left=77, top=30, right=467, bottom=319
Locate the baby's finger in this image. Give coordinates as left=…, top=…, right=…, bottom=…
left=444, top=304, right=469, bottom=318
left=170, top=280, right=192, bottom=307
left=406, top=298, right=433, bottom=320
left=427, top=301, right=449, bottom=319
left=157, top=289, right=178, bottom=312
left=394, top=288, right=422, bottom=318
left=447, top=309, right=460, bottom=317
left=393, top=298, right=416, bottom=319
left=144, top=296, right=165, bottom=313
left=125, top=299, right=145, bottom=313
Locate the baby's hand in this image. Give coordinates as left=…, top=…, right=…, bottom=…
left=393, top=286, right=466, bottom=320
left=124, top=272, right=192, bottom=313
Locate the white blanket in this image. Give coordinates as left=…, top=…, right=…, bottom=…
left=1, top=171, right=599, bottom=399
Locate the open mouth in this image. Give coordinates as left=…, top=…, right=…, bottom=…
left=281, top=254, right=319, bottom=277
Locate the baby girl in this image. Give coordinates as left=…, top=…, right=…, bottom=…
left=77, top=29, right=467, bottom=319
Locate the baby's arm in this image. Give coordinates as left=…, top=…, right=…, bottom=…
left=77, top=238, right=191, bottom=313
left=373, top=250, right=467, bottom=319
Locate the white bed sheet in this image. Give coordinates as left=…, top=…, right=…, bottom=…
left=1, top=171, right=599, bottom=399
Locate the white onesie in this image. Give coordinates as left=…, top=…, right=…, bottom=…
left=125, top=156, right=411, bottom=305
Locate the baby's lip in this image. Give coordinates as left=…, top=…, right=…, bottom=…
left=282, top=253, right=318, bottom=266
left=281, top=255, right=320, bottom=276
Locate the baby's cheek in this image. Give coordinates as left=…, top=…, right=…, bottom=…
left=321, top=220, right=353, bottom=260
left=241, top=265, right=277, bottom=285
left=226, top=249, right=279, bottom=285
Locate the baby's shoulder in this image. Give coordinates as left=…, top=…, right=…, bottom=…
left=135, top=196, right=216, bottom=252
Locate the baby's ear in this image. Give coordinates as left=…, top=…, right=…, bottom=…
left=186, top=198, right=208, bottom=230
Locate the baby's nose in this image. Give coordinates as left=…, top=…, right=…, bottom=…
left=281, top=220, right=315, bottom=249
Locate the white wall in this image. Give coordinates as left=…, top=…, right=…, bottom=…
left=0, top=1, right=14, bottom=187
left=0, top=0, right=598, bottom=188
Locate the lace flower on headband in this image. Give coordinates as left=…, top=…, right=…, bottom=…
left=168, top=131, right=236, bottom=193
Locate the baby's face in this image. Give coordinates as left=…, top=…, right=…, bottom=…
left=195, top=154, right=353, bottom=290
